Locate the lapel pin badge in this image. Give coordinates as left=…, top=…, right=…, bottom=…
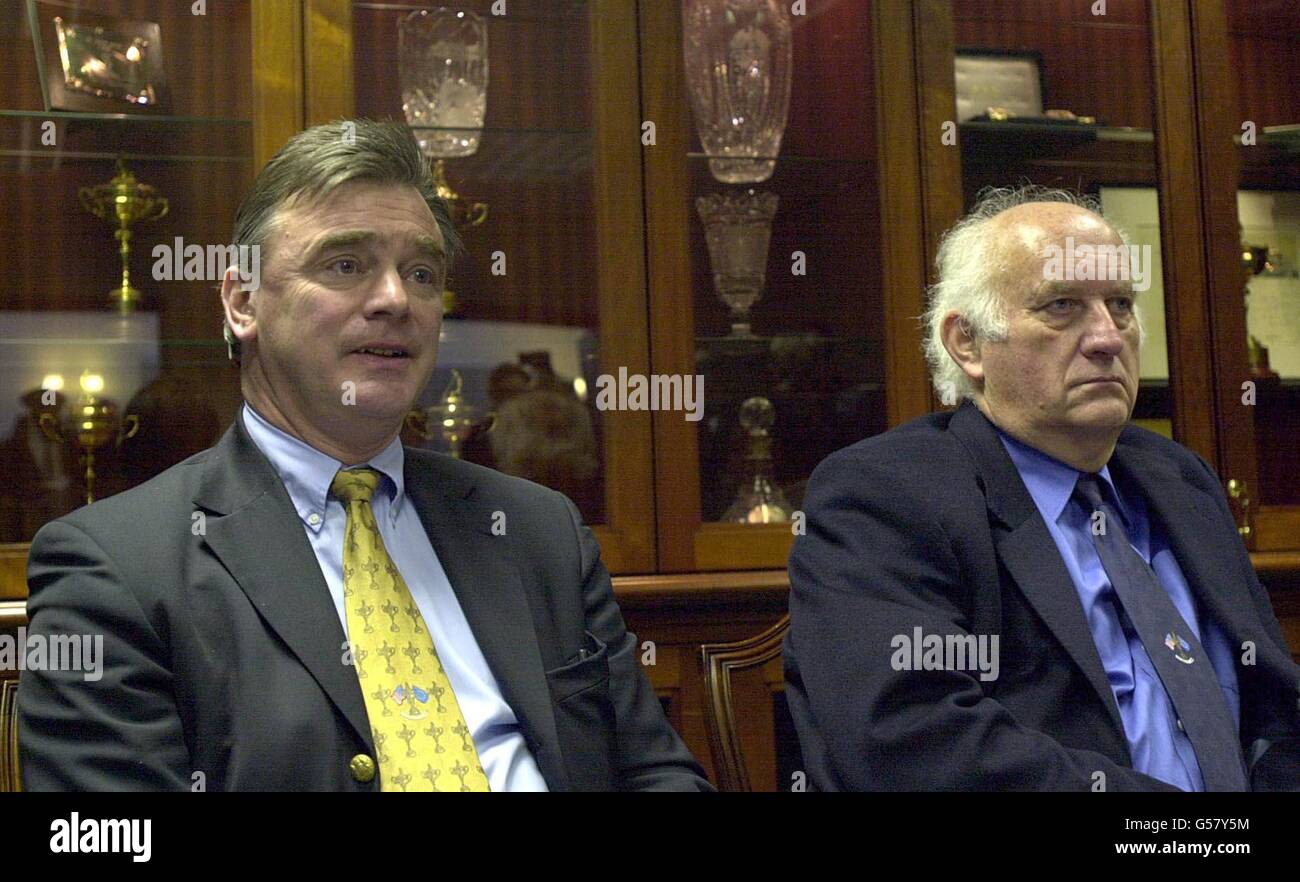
left=1164, top=632, right=1195, bottom=664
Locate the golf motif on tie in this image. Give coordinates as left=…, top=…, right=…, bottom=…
left=332, top=468, right=490, bottom=792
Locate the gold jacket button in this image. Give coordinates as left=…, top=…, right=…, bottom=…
left=350, top=754, right=376, bottom=783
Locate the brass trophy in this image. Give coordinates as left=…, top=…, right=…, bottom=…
left=722, top=396, right=791, bottom=523
left=432, top=160, right=488, bottom=317
left=39, top=371, right=140, bottom=504
left=78, top=158, right=169, bottom=314
left=405, top=369, right=491, bottom=459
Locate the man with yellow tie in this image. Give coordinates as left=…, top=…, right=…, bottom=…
left=18, top=119, right=712, bottom=792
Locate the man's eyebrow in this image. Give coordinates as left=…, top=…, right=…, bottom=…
left=411, top=235, right=447, bottom=262
left=306, top=231, right=377, bottom=259
left=1032, top=280, right=1137, bottom=301
left=304, top=231, right=447, bottom=263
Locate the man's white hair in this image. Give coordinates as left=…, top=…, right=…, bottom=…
left=921, top=185, right=1141, bottom=406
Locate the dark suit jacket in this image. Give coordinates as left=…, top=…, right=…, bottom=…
left=19, top=416, right=711, bottom=791
left=785, top=401, right=1300, bottom=791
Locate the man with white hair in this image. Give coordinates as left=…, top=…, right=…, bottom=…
left=784, top=186, right=1300, bottom=791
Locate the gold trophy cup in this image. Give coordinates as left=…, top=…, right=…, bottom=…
left=79, top=158, right=170, bottom=314
left=405, top=369, right=491, bottom=459
left=39, top=371, right=140, bottom=504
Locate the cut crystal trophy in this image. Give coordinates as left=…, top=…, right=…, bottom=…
left=682, top=0, right=792, bottom=184
left=696, top=189, right=779, bottom=337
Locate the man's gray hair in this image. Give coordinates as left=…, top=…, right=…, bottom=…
left=223, top=118, right=461, bottom=361
left=921, top=184, right=1139, bottom=406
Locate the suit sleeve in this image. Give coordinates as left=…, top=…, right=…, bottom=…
left=786, top=450, right=1181, bottom=792
left=18, top=519, right=191, bottom=791
left=561, top=496, right=714, bottom=792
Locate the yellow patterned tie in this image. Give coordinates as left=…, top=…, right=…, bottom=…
left=331, top=467, right=490, bottom=792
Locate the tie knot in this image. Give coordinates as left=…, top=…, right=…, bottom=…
left=1073, top=473, right=1107, bottom=511
left=331, top=467, right=382, bottom=504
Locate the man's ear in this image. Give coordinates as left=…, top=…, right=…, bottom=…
left=221, top=264, right=257, bottom=347
left=940, top=311, right=985, bottom=385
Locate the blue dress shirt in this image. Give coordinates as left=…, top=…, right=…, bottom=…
left=242, top=403, right=548, bottom=791
left=997, top=429, right=1240, bottom=791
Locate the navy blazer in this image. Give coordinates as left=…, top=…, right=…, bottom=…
left=785, top=401, right=1300, bottom=791
left=19, top=416, right=711, bottom=791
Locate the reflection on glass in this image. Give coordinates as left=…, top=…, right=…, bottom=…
left=402, top=321, right=604, bottom=521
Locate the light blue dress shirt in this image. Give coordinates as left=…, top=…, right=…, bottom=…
left=242, top=403, right=548, bottom=791
left=997, top=430, right=1240, bottom=792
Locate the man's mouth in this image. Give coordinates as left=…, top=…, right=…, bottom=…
left=352, top=345, right=412, bottom=359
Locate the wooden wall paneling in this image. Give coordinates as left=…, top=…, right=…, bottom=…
left=252, top=0, right=304, bottom=170
left=639, top=0, right=701, bottom=573
left=1225, top=0, right=1300, bottom=128
left=915, top=0, right=965, bottom=413
left=588, top=0, right=656, bottom=573
left=875, top=0, right=947, bottom=426
left=1147, top=0, right=1221, bottom=469
left=1183, top=0, right=1263, bottom=541
left=305, top=0, right=353, bottom=124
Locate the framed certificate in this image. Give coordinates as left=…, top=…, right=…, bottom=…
left=31, top=1, right=169, bottom=114
left=954, top=49, right=1044, bottom=123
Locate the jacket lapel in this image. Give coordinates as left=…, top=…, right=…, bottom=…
left=193, top=419, right=374, bottom=751
left=403, top=452, right=571, bottom=791
left=949, top=403, right=1129, bottom=746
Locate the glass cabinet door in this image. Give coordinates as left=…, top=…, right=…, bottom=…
left=0, top=0, right=267, bottom=542
left=642, top=0, right=893, bottom=572
left=341, top=0, right=656, bottom=571
left=1222, top=0, right=1300, bottom=550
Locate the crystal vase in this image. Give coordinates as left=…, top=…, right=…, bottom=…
left=682, top=0, right=793, bottom=184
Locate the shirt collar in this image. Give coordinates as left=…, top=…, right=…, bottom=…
left=996, top=427, right=1131, bottom=530
left=241, top=403, right=406, bottom=531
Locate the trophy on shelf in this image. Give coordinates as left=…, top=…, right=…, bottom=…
left=399, top=7, right=489, bottom=317
left=78, top=158, right=170, bottom=314
left=696, top=190, right=779, bottom=337
left=683, top=0, right=792, bottom=337
left=722, top=396, right=791, bottom=524
left=38, top=370, right=140, bottom=504
left=405, top=369, right=492, bottom=459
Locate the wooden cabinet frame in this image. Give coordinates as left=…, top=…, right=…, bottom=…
left=641, top=0, right=957, bottom=572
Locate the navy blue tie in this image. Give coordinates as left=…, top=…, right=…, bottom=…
left=1073, top=474, right=1247, bottom=791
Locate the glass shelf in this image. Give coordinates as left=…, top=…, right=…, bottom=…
left=409, top=124, right=587, bottom=136
left=354, top=1, right=587, bottom=23
left=687, top=152, right=871, bottom=166
left=0, top=109, right=251, bottom=127
left=0, top=109, right=253, bottom=163
left=960, top=121, right=1155, bottom=142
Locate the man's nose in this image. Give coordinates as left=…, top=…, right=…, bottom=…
left=1080, top=301, right=1125, bottom=357
left=364, top=266, right=410, bottom=317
